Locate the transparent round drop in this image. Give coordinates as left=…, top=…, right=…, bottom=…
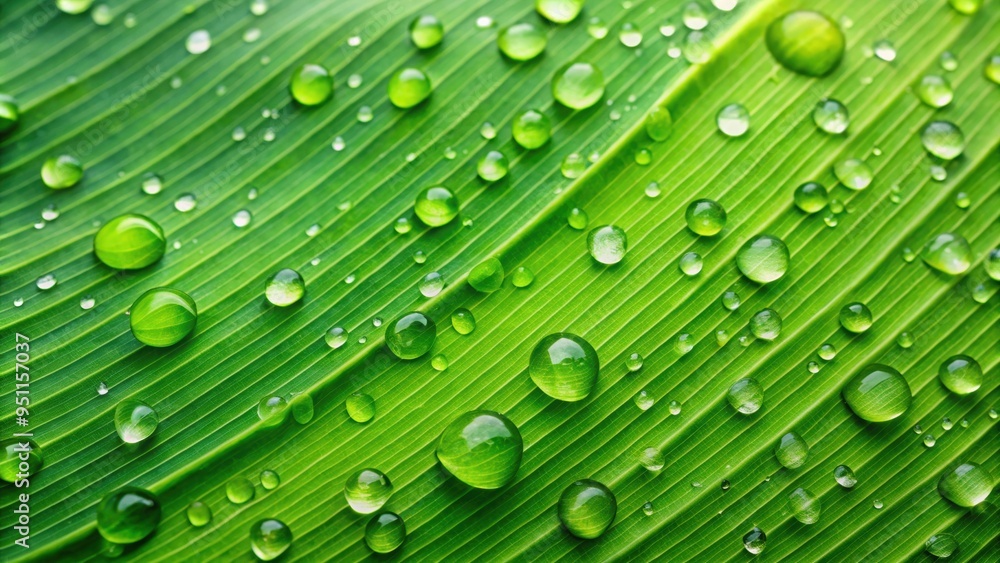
left=289, top=393, right=313, bottom=424
left=727, top=378, right=763, bottom=414
left=346, top=392, right=376, bottom=423
left=938, top=355, right=982, bottom=395
left=498, top=22, right=547, bottom=61
left=679, top=252, right=703, bottom=276
left=949, top=0, right=982, bottom=14
left=257, top=395, right=288, bottom=427
left=921, top=233, right=972, bottom=275
left=587, top=16, right=609, bottom=39
left=743, top=527, right=766, bottom=554
left=529, top=333, right=599, bottom=402
left=896, top=332, right=914, bottom=349
left=469, top=257, right=504, bottom=293
left=788, top=487, right=821, bottom=524
left=259, top=469, right=280, bottom=490
left=414, top=186, right=459, bottom=227
left=185, top=30, right=211, bottom=54
left=365, top=512, right=405, bottom=554
left=94, top=214, right=166, bottom=270
left=716, top=103, right=749, bottom=137
left=833, top=158, right=873, bottom=190
left=435, top=410, right=522, bottom=489
left=925, top=533, right=959, bottom=558
left=97, top=487, right=161, bottom=544
left=813, top=98, right=849, bottom=134
left=451, top=308, right=476, bottom=335
left=839, top=302, right=873, bottom=333
left=774, top=432, right=809, bottom=469
left=645, top=106, right=673, bottom=141
left=536, top=0, right=583, bottom=23
left=834, top=465, right=857, bottom=488
left=685, top=198, right=726, bottom=236
left=265, top=268, right=305, bottom=306
left=387, top=68, right=432, bottom=108
left=477, top=150, right=508, bottom=182
left=914, top=75, right=953, bottom=108
left=419, top=271, right=445, bottom=297
left=409, top=14, right=444, bottom=49
left=625, top=352, right=643, bottom=372
left=325, top=326, right=348, bottom=348
left=736, top=234, right=789, bottom=283
left=794, top=182, right=828, bottom=213
left=226, top=478, right=254, bottom=504
left=588, top=225, right=627, bottom=264
left=41, top=155, right=83, bottom=189
left=616, top=22, right=642, bottom=48
left=843, top=364, right=912, bottom=422
left=749, top=308, right=782, bottom=340
left=511, top=266, right=535, bottom=288
left=682, top=30, right=713, bottom=64
left=766, top=10, right=844, bottom=76
left=512, top=109, right=551, bottom=149
left=186, top=501, right=211, bottom=527
left=114, top=400, right=158, bottom=443
left=683, top=2, right=709, bottom=30
left=385, top=312, right=436, bottom=359
left=567, top=207, right=589, bottom=230
left=639, top=447, right=663, bottom=471
left=558, top=480, right=617, bottom=539
left=937, top=462, right=993, bottom=507
left=561, top=153, right=587, bottom=178
left=289, top=64, right=332, bottom=106
left=250, top=519, right=292, bottom=561
left=552, top=62, right=604, bottom=110
left=345, top=468, right=393, bottom=514
left=921, top=121, right=964, bottom=160
left=174, top=193, right=196, bottom=212
left=129, top=288, right=197, bottom=347
left=872, top=39, right=896, bottom=62
left=721, top=290, right=741, bottom=311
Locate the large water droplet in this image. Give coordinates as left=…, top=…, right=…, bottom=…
left=766, top=11, right=844, bottom=76
left=921, top=233, right=972, bottom=275
left=558, top=479, right=617, bottom=539
left=94, top=214, right=166, bottom=270
left=96, top=487, right=161, bottom=544
left=843, top=364, right=911, bottom=422
left=588, top=225, right=627, bottom=264
left=435, top=410, right=522, bottom=489
left=345, top=468, right=393, bottom=514
left=937, top=462, right=993, bottom=507
left=736, top=234, right=789, bottom=283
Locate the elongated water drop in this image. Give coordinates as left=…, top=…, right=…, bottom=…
left=94, top=214, right=166, bottom=270
left=833, top=158, right=873, bottom=190
left=346, top=392, right=376, bottom=422
left=536, top=0, right=583, bottom=23
left=469, top=257, right=504, bottom=293
left=409, top=15, right=443, bottom=49
left=42, top=155, right=83, bottom=189
left=914, top=75, right=953, bottom=108
left=788, top=487, right=821, bottom=524
left=925, top=534, right=959, bottom=558
left=834, top=465, right=857, bottom=488
left=0, top=440, right=43, bottom=482
left=114, top=400, right=158, bottom=443
left=921, top=233, right=972, bottom=275
left=130, top=288, right=197, bottom=346
left=743, top=527, right=766, bottom=554
left=388, top=68, right=432, bottom=108
left=921, top=121, right=964, bottom=160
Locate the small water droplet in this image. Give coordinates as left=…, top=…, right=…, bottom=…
left=332, top=136, right=346, bottom=151
left=186, top=30, right=211, bottom=54
left=36, top=274, right=57, bottom=290
left=232, top=209, right=252, bottom=228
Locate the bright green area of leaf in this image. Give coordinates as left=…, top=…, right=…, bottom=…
left=1, top=0, right=998, bottom=561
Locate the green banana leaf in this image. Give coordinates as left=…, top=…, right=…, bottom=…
left=1, top=0, right=997, bottom=561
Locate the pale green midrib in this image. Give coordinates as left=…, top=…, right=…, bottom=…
left=0, top=0, right=155, bottom=95
left=9, top=0, right=664, bottom=556
left=150, top=0, right=790, bottom=558
left=0, top=0, right=376, bottom=231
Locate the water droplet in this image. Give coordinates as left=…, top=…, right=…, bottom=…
left=560, top=152, right=587, bottom=179
left=873, top=39, right=896, bottom=62
left=79, top=296, right=96, bottom=310
left=512, top=108, right=551, bottom=148
left=94, top=214, right=166, bottom=270
left=949, top=0, right=983, bottom=14
left=385, top=312, right=436, bottom=359
left=388, top=68, right=432, bottom=108
left=587, top=17, right=609, bottom=39
left=567, top=207, right=589, bottom=230
left=642, top=501, right=654, bottom=516
left=257, top=395, right=288, bottom=427
left=715, top=329, right=729, bottom=346
left=97, top=487, right=161, bottom=544
left=914, top=75, right=953, bottom=108
left=412, top=250, right=427, bottom=264
left=921, top=120, right=964, bottom=160
left=644, top=181, right=661, bottom=198
left=529, top=333, right=599, bottom=402
left=345, top=468, right=393, bottom=513
left=921, top=232, right=972, bottom=275
left=250, top=0, right=269, bottom=15
left=114, top=399, right=158, bottom=443
left=289, top=393, right=313, bottom=424
left=41, top=155, right=83, bottom=189
left=356, top=105, right=373, bottom=123
left=942, top=417, right=954, bottom=431
left=475, top=15, right=494, bottom=28
left=625, top=352, right=643, bottom=372
left=766, top=11, right=843, bottom=76
left=365, top=512, right=405, bottom=554
left=259, top=469, right=280, bottom=490
left=774, top=431, right=809, bottom=469
left=243, top=28, right=261, bottom=43
left=727, top=378, right=763, bottom=414
left=634, top=148, right=652, bottom=165
left=511, top=266, right=535, bottom=288
left=736, top=234, right=789, bottom=283
left=682, top=2, right=709, bottom=30
left=788, top=487, right=821, bottom=524
left=938, top=462, right=993, bottom=507
left=436, top=410, right=522, bottom=488
left=346, top=392, right=376, bottom=423
left=409, top=14, right=443, bottom=49
left=186, top=501, right=211, bottom=527
left=186, top=30, right=211, bottom=54
left=716, top=103, right=749, bottom=137
left=749, top=308, right=782, bottom=340
left=264, top=268, right=304, bottom=307
left=839, top=302, right=873, bottom=333
left=250, top=519, right=292, bottom=560
left=721, top=290, right=741, bottom=311
left=498, top=22, right=547, bottom=61
left=233, top=209, right=253, bottom=228
left=743, top=527, right=766, bottom=555
left=639, top=447, right=664, bottom=471
left=843, top=364, right=912, bottom=422
left=129, top=288, right=196, bottom=346
left=414, top=186, right=459, bottom=227
left=793, top=182, right=829, bottom=213
left=480, top=121, right=497, bottom=139
left=618, top=22, right=642, bottom=47
left=347, top=35, right=361, bottom=47
left=536, top=0, right=584, bottom=24
left=939, top=355, right=982, bottom=395
left=468, top=257, right=504, bottom=293
left=682, top=30, right=712, bottom=63
left=419, top=271, right=445, bottom=297
left=331, top=136, right=346, bottom=151
left=588, top=225, right=627, bottom=264
left=558, top=480, right=617, bottom=539
left=668, top=400, right=682, bottom=415
left=634, top=389, right=655, bottom=410
left=896, top=331, right=914, bottom=349
left=324, top=326, right=348, bottom=349
left=925, top=533, right=959, bottom=558
left=678, top=252, right=703, bottom=276
left=833, top=158, right=873, bottom=190
left=834, top=465, right=857, bottom=488
left=813, top=98, right=849, bottom=134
